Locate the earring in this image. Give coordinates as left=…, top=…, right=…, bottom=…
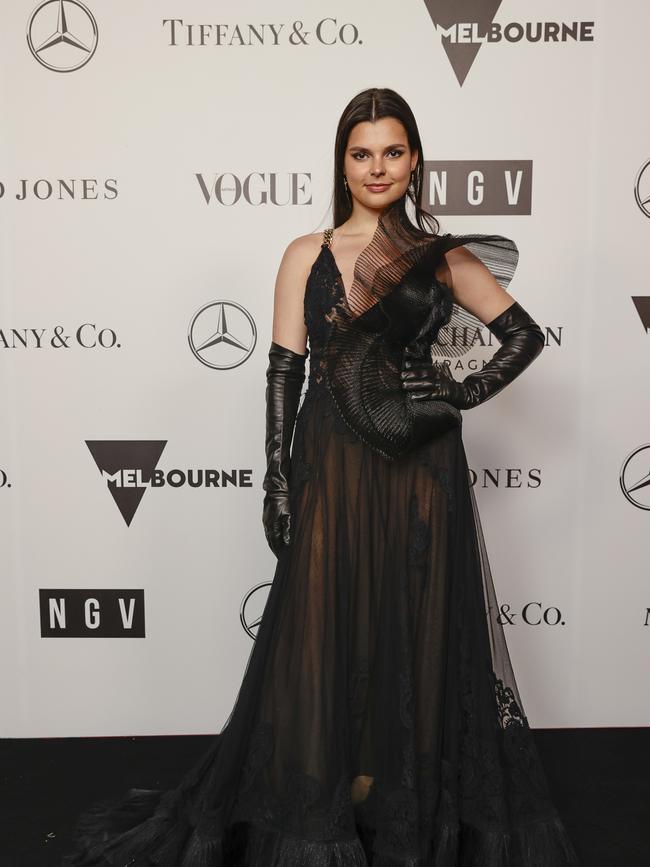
left=343, top=176, right=350, bottom=196
left=407, top=171, right=416, bottom=195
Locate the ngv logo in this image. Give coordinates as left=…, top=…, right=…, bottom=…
left=39, top=589, right=145, bottom=637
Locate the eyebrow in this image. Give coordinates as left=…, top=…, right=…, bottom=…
left=347, top=143, right=407, bottom=151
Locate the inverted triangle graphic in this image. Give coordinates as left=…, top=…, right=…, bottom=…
left=421, top=0, right=503, bottom=86
left=632, top=297, right=650, bottom=333
left=86, top=440, right=167, bottom=526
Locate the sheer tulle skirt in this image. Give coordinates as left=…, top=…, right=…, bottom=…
left=62, top=382, right=580, bottom=866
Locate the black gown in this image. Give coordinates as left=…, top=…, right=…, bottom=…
left=63, top=202, right=581, bottom=866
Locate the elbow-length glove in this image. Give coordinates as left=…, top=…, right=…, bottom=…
left=401, top=300, right=545, bottom=410
left=262, top=341, right=308, bottom=556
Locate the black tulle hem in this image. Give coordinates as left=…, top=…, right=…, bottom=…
left=62, top=784, right=580, bottom=866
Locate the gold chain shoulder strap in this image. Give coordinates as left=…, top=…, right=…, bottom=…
left=322, top=227, right=334, bottom=247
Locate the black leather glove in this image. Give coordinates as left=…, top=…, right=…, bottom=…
left=262, top=341, right=308, bottom=557
left=401, top=300, right=545, bottom=410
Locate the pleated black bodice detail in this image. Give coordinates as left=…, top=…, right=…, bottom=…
left=308, top=199, right=520, bottom=461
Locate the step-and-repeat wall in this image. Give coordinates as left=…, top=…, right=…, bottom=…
left=1, top=1, right=648, bottom=737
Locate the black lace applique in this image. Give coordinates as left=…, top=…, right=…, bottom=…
left=290, top=452, right=313, bottom=488
left=323, top=774, right=356, bottom=839
left=415, top=751, right=442, bottom=832
left=231, top=719, right=358, bottom=843
left=454, top=563, right=562, bottom=833
left=378, top=787, right=419, bottom=855
left=288, top=389, right=317, bottom=491
left=289, top=425, right=313, bottom=490
left=303, top=240, right=345, bottom=393
left=414, top=455, right=456, bottom=512
left=492, top=668, right=527, bottom=729
left=407, top=492, right=431, bottom=565
left=399, top=672, right=416, bottom=793
left=285, top=769, right=321, bottom=818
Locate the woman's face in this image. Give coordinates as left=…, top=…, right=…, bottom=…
left=343, top=116, right=418, bottom=211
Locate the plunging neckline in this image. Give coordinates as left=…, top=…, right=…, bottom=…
left=322, top=226, right=380, bottom=318
left=318, top=214, right=449, bottom=320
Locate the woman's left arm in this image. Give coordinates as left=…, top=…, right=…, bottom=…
left=438, top=245, right=516, bottom=325
left=402, top=246, right=545, bottom=410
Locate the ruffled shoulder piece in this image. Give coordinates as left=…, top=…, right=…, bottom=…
left=323, top=200, right=520, bottom=461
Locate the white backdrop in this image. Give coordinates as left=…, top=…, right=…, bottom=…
left=1, top=0, right=648, bottom=737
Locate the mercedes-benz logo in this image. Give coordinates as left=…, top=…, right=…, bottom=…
left=27, top=0, right=98, bottom=72
left=620, top=443, right=650, bottom=510
left=240, top=581, right=272, bottom=640
left=634, top=159, right=650, bottom=219
left=188, top=300, right=257, bottom=369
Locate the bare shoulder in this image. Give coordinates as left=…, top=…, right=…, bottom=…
left=274, top=230, right=324, bottom=290
left=280, top=230, right=325, bottom=268
left=273, top=230, right=327, bottom=303
left=442, top=243, right=483, bottom=269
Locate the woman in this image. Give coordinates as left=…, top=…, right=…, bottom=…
left=63, top=88, right=580, bottom=865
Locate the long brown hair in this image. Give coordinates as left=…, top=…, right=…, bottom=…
left=331, top=88, right=440, bottom=239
